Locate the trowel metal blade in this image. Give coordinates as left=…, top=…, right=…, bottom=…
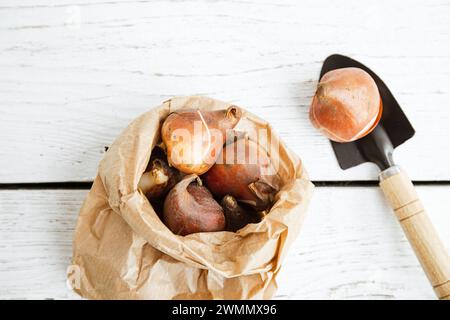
left=319, top=54, right=416, bottom=170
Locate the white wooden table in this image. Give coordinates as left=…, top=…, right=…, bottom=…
left=1, top=0, right=449, bottom=300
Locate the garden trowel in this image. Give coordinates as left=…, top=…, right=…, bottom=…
left=319, top=54, right=450, bottom=300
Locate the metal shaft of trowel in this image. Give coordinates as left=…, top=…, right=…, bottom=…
left=357, top=125, right=396, bottom=174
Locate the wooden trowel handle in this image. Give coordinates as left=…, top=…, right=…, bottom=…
left=379, top=166, right=450, bottom=300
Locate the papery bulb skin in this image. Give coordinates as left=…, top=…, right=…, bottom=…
left=203, top=138, right=281, bottom=211
left=163, top=175, right=225, bottom=236
left=161, top=106, right=242, bottom=175
left=309, top=67, right=382, bottom=143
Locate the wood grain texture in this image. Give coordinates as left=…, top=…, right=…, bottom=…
left=1, top=0, right=450, bottom=182
left=379, top=169, right=450, bottom=299
left=275, top=185, right=450, bottom=300
left=0, top=187, right=448, bottom=300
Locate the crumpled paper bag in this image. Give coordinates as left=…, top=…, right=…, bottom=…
left=71, top=96, right=314, bottom=300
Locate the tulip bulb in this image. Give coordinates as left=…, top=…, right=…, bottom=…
left=203, top=137, right=281, bottom=210
left=138, top=147, right=182, bottom=200
left=309, top=67, right=382, bottom=142
left=161, top=106, right=242, bottom=175
left=221, top=195, right=261, bottom=232
left=163, top=175, right=225, bottom=236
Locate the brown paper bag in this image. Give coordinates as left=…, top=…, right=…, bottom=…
left=71, top=96, right=314, bottom=300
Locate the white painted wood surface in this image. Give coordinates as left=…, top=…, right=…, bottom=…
left=1, top=0, right=449, bottom=300
left=0, top=187, right=448, bottom=300
left=1, top=0, right=450, bottom=182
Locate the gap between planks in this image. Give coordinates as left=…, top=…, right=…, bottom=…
left=0, top=180, right=450, bottom=190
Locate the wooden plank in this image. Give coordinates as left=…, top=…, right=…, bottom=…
left=276, top=185, right=450, bottom=300
left=0, top=0, right=450, bottom=182
left=0, top=186, right=448, bottom=299
left=0, top=189, right=82, bottom=300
